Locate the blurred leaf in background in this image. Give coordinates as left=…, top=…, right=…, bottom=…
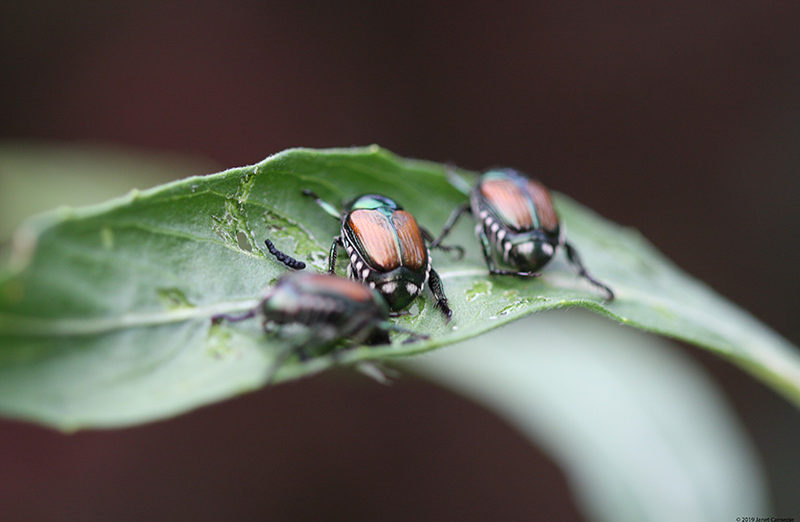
left=409, top=311, right=768, bottom=521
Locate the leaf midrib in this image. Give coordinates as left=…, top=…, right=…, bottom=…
left=0, top=267, right=597, bottom=336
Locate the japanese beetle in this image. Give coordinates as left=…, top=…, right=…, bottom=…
left=212, top=241, right=427, bottom=381
left=432, top=168, right=614, bottom=300
left=302, top=190, right=461, bottom=321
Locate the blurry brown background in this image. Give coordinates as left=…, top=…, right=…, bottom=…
left=1, top=2, right=799, bottom=520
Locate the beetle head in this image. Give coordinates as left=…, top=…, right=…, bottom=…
left=507, top=238, right=556, bottom=272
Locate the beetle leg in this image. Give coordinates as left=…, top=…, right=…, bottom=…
left=477, top=226, right=495, bottom=266
left=266, top=327, right=339, bottom=384
left=264, top=338, right=307, bottom=384
left=478, top=228, right=540, bottom=278
left=563, top=241, right=615, bottom=301
left=210, top=309, right=256, bottom=324
left=327, top=236, right=343, bottom=274
left=355, top=362, right=398, bottom=385
left=427, top=268, right=453, bottom=322
left=430, top=202, right=470, bottom=249
left=302, top=189, right=341, bottom=219
left=422, top=226, right=465, bottom=260
left=327, top=315, right=387, bottom=364
left=432, top=242, right=465, bottom=259
left=380, top=321, right=430, bottom=343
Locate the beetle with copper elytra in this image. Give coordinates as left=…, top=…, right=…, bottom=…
left=213, top=242, right=428, bottom=382
left=431, top=168, right=614, bottom=300
left=302, top=190, right=462, bottom=321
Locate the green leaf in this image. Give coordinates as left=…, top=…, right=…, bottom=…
left=0, top=145, right=798, bottom=430
left=408, top=311, right=768, bottom=522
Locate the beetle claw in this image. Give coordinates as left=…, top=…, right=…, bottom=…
left=400, top=331, right=430, bottom=344
left=435, top=301, right=453, bottom=323
left=431, top=242, right=465, bottom=260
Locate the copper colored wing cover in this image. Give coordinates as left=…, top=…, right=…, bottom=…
left=525, top=180, right=559, bottom=232
left=347, top=210, right=401, bottom=271
left=391, top=210, right=427, bottom=270
left=480, top=178, right=535, bottom=231
left=298, top=273, right=374, bottom=302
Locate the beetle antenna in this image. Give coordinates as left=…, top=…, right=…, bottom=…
left=264, top=343, right=300, bottom=385
left=264, top=239, right=306, bottom=270
left=302, top=189, right=341, bottom=219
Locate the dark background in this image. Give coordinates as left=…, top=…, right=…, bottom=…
left=2, top=2, right=799, bottom=520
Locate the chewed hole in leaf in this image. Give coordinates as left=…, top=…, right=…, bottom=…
left=236, top=231, right=252, bottom=252
left=156, top=287, right=194, bottom=309
left=466, top=280, right=492, bottom=302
